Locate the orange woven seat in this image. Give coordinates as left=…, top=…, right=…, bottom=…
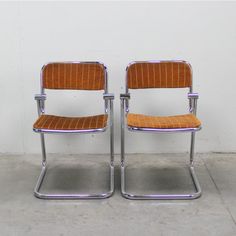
left=127, top=113, right=201, bottom=129
left=33, top=114, right=108, bottom=131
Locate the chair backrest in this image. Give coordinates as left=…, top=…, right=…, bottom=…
left=126, top=61, right=192, bottom=90
left=41, top=62, right=106, bottom=91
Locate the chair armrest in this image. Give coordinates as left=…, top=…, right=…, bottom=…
left=120, top=93, right=130, bottom=100
left=188, top=93, right=199, bottom=115
left=188, top=93, right=199, bottom=100
left=103, top=93, right=114, bottom=115
left=35, top=94, right=46, bottom=116
left=35, top=94, right=46, bottom=101
left=103, top=93, right=115, bottom=100
left=120, top=93, right=130, bottom=114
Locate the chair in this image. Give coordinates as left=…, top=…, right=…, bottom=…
left=120, top=60, right=202, bottom=200
left=33, top=62, right=114, bottom=199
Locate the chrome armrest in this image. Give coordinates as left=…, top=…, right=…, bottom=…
left=35, top=94, right=46, bottom=116
left=120, top=93, right=130, bottom=114
left=103, top=93, right=114, bottom=115
left=103, top=93, right=115, bottom=100
left=120, top=93, right=130, bottom=100
left=35, top=94, right=46, bottom=101
left=188, top=93, right=199, bottom=115
left=188, top=93, right=199, bottom=99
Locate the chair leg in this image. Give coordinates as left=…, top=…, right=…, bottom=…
left=190, top=132, right=195, bottom=166
left=120, top=130, right=202, bottom=200
left=109, top=97, right=115, bottom=193
left=34, top=133, right=115, bottom=200
left=189, top=132, right=202, bottom=198
left=40, top=133, right=46, bottom=166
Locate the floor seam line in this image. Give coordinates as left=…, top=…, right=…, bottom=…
left=201, top=156, right=236, bottom=226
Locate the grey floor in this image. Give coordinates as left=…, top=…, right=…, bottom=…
left=0, top=153, right=235, bottom=236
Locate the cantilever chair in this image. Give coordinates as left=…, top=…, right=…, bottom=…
left=120, top=60, right=202, bottom=200
left=33, top=62, right=114, bottom=199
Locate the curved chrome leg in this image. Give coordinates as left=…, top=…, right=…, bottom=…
left=34, top=163, right=114, bottom=200
left=34, top=128, right=115, bottom=200
left=120, top=122, right=202, bottom=200
left=121, top=163, right=201, bottom=200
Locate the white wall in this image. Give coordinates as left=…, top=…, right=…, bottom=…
left=0, top=1, right=236, bottom=154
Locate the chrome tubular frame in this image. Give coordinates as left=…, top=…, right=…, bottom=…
left=34, top=61, right=115, bottom=199
left=120, top=60, right=202, bottom=200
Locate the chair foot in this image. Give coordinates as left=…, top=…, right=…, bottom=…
left=34, top=164, right=115, bottom=200
left=121, top=165, right=201, bottom=200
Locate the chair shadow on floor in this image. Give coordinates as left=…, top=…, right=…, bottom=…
left=39, top=159, right=195, bottom=196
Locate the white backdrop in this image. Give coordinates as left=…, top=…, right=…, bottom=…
left=0, top=1, right=236, bottom=154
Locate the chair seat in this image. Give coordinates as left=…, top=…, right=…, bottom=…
left=33, top=114, right=108, bottom=131
left=127, top=113, right=201, bottom=129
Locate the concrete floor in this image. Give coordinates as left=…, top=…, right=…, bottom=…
left=0, top=153, right=235, bottom=236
